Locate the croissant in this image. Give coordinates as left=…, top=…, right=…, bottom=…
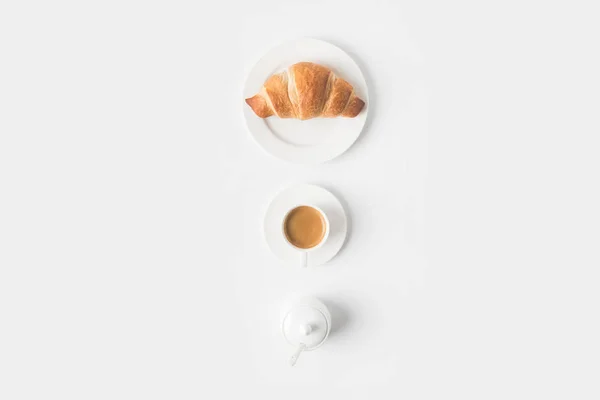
left=245, top=62, right=365, bottom=120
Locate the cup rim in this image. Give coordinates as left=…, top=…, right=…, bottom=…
left=281, top=204, right=330, bottom=252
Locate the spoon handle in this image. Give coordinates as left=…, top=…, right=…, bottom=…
left=289, top=344, right=306, bottom=366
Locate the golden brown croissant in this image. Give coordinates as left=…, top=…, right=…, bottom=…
left=245, top=62, right=365, bottom=120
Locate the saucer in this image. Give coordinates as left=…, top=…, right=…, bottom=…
left=264, top=184, right=348, bottom=267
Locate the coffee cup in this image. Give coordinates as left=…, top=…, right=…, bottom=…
left=282, top=205, right=330, bottom=268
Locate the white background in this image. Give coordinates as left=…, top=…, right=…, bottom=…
left=1, top=0, right=599, bottom=398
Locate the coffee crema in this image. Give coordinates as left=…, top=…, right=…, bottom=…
left=283, top=206, right=326, bottom=249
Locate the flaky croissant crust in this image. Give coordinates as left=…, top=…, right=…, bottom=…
left=245, top=62, right=365, bottom=120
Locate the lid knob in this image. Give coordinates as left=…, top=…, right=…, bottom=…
left=300, top=324, right=312, bottom=336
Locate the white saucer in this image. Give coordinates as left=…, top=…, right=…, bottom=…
left=243, top=38, right=369, bottom=164
left=264, top=184, right=348, bottom=268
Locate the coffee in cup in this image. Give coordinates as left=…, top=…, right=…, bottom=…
left=283, top=205, right=328, bottom=249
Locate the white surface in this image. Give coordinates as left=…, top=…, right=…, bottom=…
left=243, top=38, right=368, bottom=164
left=1, top=0, right=600, bottom=398
left=265, top=184, right=346, bottom=268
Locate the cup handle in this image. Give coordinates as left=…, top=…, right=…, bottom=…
left=301, top=252, right=308, bottom=268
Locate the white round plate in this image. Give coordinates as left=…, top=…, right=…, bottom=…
left=243, top=38, right=369, bottom=164
left=264, top=184, right=348, bottom=267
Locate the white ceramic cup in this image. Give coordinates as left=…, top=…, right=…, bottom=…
left=281, top=205, right=330, bottom=268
